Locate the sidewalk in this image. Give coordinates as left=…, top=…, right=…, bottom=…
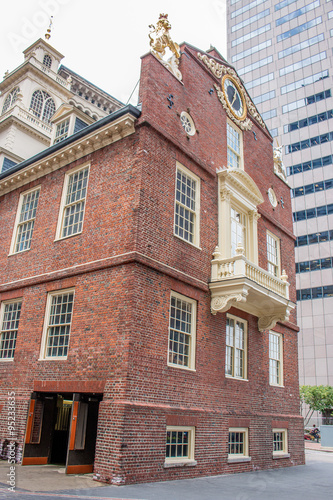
left=1, top=447, right=333, bottom=499
left=0, top=462, right=104, bottom=492
left=304, top=440, right=333, bottom=452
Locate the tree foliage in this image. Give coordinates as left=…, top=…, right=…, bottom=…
left=300, top=385, right=333, bottom=413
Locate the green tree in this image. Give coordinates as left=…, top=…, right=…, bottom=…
left=300, top=385, right=333, bottom=424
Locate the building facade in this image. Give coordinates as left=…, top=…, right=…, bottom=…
left=227, top=0, right=333, bottom=389
left=0, top=26, right=304, bottom=484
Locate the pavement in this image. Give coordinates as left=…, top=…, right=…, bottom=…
left=1, top=445, right=333, bottom=500
left=304, top=440, right=333, bottom=452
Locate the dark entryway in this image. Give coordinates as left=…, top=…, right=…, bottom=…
left=51, top=396, right=72, bottom=464
left=23, top=391, right=102, bottom=473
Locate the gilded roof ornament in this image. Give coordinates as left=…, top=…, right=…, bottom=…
left=273, top=142, right=288, bottom=183
left=45, top=16, right=53, bottom=40
left=149, top=14, right=182, bottom=81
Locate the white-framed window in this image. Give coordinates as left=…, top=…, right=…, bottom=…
left=10, top=187, right=40, bottom=254
left=40, top=289, right=75, bottom=360
left=227, top=121, right=243, bottom=169
left=54, top=119, right=70, bottom=144
left=231, top=207, right=246, bottom=256
left=272, top=428, right=288, bottom=456
left=267, top=232, right=281, bottom=277
left=168, top=292, right=196, bottom=371
left=29, top=90, right=56, bottom=124
left=165, top=426, right=195, bottom=464
left=0, top=300, right=22, bottom=360
left=174, top=163, right=200, bottom=247
left=225, top=314, right=247, bottom=380
left=228, top=428, right=249, bottom=459
left=2, top=87, right=20, bottom=115
left=269, top=332, right=283, bottom=386
left=56, top=164, right=90, bottom=240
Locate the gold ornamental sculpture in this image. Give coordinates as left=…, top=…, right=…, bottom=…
left=273, top=143, right=288, bottom=183
left=149, top=14, right=182, bottom=81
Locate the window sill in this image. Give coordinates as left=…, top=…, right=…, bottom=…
left=0, top=358, right=14, bottom=362
left=54, top=231, right=83, bottom=242
left=38, top=357, right=68, bottom=361
left=8, top=248, right=31, bottom=257
left=164, top=460, right=197, bottom=468
left=269, top=383, right=285, bottom=388
left=174, top=233, right=202, bottom=250
left=228, top=456, right=251, bottom=464
left=225, top=375, right=249, bottom=382
left=273, top=453, right=290, bottom=459
left=167, top=362, right=196, bottom=372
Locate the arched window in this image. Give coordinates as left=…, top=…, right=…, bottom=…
left=2, top=87, right=20, bottom=114
left=43, top=97, right=56, bottom=123
left=43, top=54, right=52, bottom=69
left=29, top=90, right=55, bottom=123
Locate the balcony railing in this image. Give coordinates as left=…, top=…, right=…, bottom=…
left=211, top=252, right=289, bottom=299
left=1, top=104, right=52, bottom=136
left=209, top=245, right=293, bottom=331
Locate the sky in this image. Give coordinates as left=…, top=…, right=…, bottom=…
left=0, top=0, right=227, bottom=105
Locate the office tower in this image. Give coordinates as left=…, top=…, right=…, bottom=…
left=228, top=0, right=333, bottom=390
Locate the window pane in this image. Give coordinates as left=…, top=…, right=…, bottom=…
left=61, top=167, right=89, bottom=238
left=0, top=302, right=22, bottom=359
left=169, top=295, right=193, bottom=368
left=174, top=168, right=197, bottom=244
left=45, top=293, right=74, bottom=358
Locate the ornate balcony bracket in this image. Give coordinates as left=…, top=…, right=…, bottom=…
left=258, top=312, right=291, bottom=332
left=209, top=252, right=295, bottom=331
left=211, top=290, right=249, bottom=315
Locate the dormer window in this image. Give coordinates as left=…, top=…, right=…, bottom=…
left=2, top=87, right=20, bottom=115
left=29, top=90, right=56, bottom=124
left=43, top=54, right=52, bottom=69
left=54, top=119, right=70, bottom=144
left=51, top=105, right=90, bottom=145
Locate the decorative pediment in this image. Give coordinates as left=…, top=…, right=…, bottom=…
left=218, top=168, right=264, bottom=208
left=51, top=104, right=74, bottom=122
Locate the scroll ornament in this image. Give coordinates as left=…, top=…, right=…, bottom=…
left=197, top=53, right=267, bottom=132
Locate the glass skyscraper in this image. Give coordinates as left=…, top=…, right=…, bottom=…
left=228, top=0, right=333, bottom=388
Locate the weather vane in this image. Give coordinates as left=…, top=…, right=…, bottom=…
left=45, top=16, right=53, bottom=40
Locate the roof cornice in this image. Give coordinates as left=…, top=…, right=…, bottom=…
left=0, top=61, right=72, bottom=97
left=0, top=105, right=141, bottom=195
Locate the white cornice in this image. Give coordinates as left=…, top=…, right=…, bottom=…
left=0, top=61, right=72, bottom=98
left=0, top=113, right=137, bottom=196
left=23, top=38, right=64, bottom=61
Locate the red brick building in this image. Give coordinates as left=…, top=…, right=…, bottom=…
left=0, top=36, right=304, bottom=484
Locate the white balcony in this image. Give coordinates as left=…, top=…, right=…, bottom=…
left=0, top=103, right=52, bottom=137
left=209, top=245, right=294, bottom=331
